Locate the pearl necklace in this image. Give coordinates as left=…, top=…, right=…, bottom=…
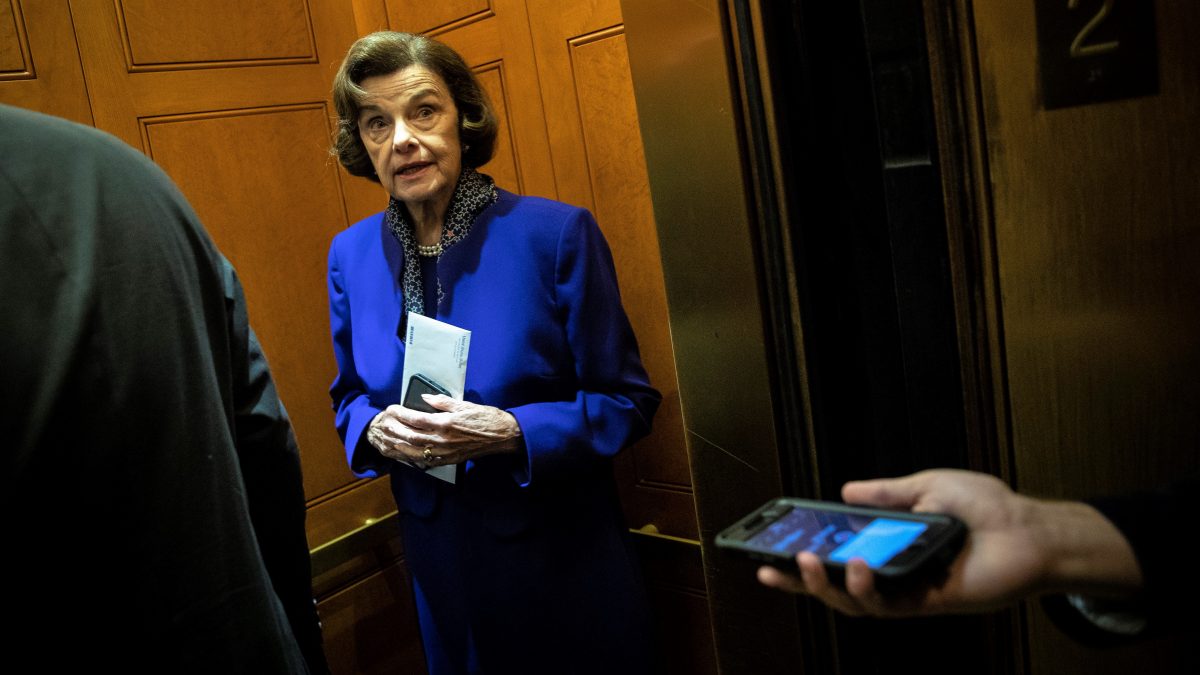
left=416, top=242, right=442, bottom=257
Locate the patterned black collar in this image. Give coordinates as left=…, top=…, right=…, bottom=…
left=385, top=168, right=498, bottom=320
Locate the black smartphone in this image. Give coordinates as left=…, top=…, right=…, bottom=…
left=715, top=497, right=966, bottom=590
left=402, top=373, right=451, bottom=413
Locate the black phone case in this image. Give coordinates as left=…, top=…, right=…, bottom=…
left=715, top=497, right=966, bottom=591
left=402, top=374, right=450, bottom=413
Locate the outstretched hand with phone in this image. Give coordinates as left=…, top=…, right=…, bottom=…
left=757, top=469, right=1143, bottom=617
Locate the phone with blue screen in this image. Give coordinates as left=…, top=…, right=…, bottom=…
left=715, top=497, right=966, bottom=590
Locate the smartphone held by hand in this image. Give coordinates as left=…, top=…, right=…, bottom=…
left=402, top=373, right=451, bottom=413
left=716, top=497, right=966, bottom=591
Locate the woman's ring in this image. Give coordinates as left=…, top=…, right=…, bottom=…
left=423, top=446, right=435, bottom=463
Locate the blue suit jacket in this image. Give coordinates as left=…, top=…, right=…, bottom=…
left=327, top=190, right=661, bottom=672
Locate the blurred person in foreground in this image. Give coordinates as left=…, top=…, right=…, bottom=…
left=0, top=103, right=329, bottom=673
left=758, top=468, right=1192, bottom=645
left=326, top=31, right=660, bottom=674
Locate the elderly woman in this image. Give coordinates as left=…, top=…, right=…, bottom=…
left=326, top=32, right=661, bottom=674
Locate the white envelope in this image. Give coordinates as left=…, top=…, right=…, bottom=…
left=401, top=312, right=471, bottom=483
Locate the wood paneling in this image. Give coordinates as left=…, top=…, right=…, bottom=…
left=639, top=537, right=718, bottom=675
left=68, top=0, right=352, bottom=147
left=117, top=0, right=315, bottom=69
left=523, top=2, right=710, bottom=671
left=473, top=62, right=520, bottom=193
left=0, top=1, right=91, bottom=123
left=318, top=560, right=427, bottom=675
left=383, top=0, right=490, bottom=34
left=1, top=1, right=30, bottom=75
left=526, top=0, right=694, bottom=541
left=63, top=0, right=372, bottom=509
left=306, top=478, right=397, bottom=556
left=571, top=31, right=690, bottom=487
left=141, top=104, right=350, bottom=498
left=428, top=0, right=556, bottom=199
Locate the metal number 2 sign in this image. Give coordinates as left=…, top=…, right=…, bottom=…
left=1035, top=0, right=1158, bottom=109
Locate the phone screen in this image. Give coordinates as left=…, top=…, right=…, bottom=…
left=744, top=506, right=928, bottom=568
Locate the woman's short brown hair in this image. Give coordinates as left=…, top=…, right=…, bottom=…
left=331, top=31, right=498, bottom=180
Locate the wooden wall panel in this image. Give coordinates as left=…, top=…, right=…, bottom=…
left=650, top=586, right=719, bottom=675
left=425, top=1, right=556, bottom=199
left=306, top=479, right=396, bottom=550
left=349, top=0, right=387, bottom=38
left=523, top=3, right=711, bottom=672
left=0, top=1, right=29, bottom=74
left=637, top=536, right=718, bottom=675
left=141, top=105, right=349, bottom=498
left=473, top=62, right=521, bottom=192
left=117, top=0, right=315, bottom=68
left=68, top=0, right=353, bottom=148
left=571, top=31, right=689, bottom=487
left=383, top=0, right=489, bottom=34
left=526, top=0, right=694, bottom=540
left=63, top=0, right=370, bottom=513
left=0, top=1, right=92, bottom=123
left=318, top=560, right=427, bottom=674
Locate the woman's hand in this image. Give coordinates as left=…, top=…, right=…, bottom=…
left=366, top=395, right=523, bottom=468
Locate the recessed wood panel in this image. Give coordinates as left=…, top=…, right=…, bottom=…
left=474, top=61, right=521, bottom=192
left=635, top=535, right=716, bottom=675
left=619, top=483, right=700, bottom=539
left=526, top=1, right=694, bottom=555
left=118, top=0, right=316, bottom=69
left=306, top=476, right=396, bottom=549
left=571, top=30, right=691, bottom=491
left=142, top=104, right=350, bottom=499
left=650, top=586, right=718, bottom=675
left=0, top=1, right=90, bottom=123
left=383, top=0, right=490, bottom=34
left=415, top=1, right=556, bottom=199
left=319, top=561, right=427, bottom=674
left=0, top=1, right=31, bottom=77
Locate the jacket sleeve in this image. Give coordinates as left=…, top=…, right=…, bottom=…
left=1041, top=481, right=1197, bottom=645
left=506, top=209, right=661, bottom=486
left=223, top=257, right=330, bottom=675
left=327, top=241, right=390, bottom=478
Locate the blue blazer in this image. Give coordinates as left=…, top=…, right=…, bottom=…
left=327, top=189, right=661, bottom=673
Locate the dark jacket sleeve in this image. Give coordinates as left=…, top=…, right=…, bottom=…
left=1042, top=480, right=1196, bottom=646
left=224, top=258, right=331, bottom=674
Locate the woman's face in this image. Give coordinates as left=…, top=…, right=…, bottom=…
left=357, top=65, right=462, bottom=213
